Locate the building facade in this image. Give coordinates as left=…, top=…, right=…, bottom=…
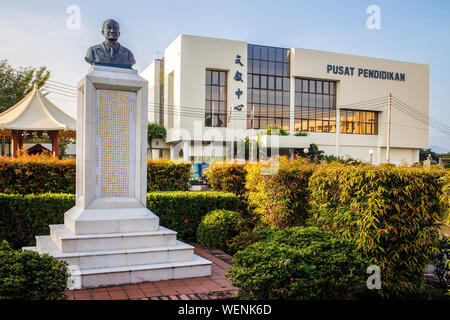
left=141, top=34, right=429, bottom=164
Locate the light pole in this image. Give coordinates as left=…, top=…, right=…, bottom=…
left=369, top=149, right=374, bottom=164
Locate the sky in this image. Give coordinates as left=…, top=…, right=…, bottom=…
left=0, top=0, right=449, bottom=151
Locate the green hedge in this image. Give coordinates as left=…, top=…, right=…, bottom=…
left=148, top=191, right=243, bottom=241
left=0, top=156, right=191, bottom=194
left=147, top=159, right=191, bottom=191
left=0, top=191, right=243, bottom=248
left=246, top=158, right=315, bottom=228
left=0, top=155, right=76, bottom=194
left=308, top=163, right=446, bottom=298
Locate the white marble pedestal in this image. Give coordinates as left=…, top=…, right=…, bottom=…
left=24, top=66, right=211, bottom=289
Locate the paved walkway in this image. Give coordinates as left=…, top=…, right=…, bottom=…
left=65, top=244, right=239, bottom=300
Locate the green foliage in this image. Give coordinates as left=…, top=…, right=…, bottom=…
left=429, top=237, right=449, bottom=293
left=0, top=154, right=76, bottom=194
left=246, top=158, right=315, bottom=228
left=0, top=156, right=191, bottom=194
left=0, top=240, right=69, bottom=300
left=294, top=131, right=308, bottom=137
left=0, top=59, right=50, bottom=113
left=196, top=210, right=242, bottom=253
left=228, top=226, right=278, bottom=255
left=323, top=154, right=362, bottom=165
left=204, top=162, right=248, bottom=195
left=147, top=191, right=243, bottom=242
left=420, top=148, right=439, bottom=162
left=261, top=125, right=289, bottom=136
left=0, top=193, right=75, bottom=249
left=0, top=191, right=242, bottom=248
left=295, top=144, right=325, bottom=163
left=147, top=159, right=191, bottom=191
left=147, top=123, right=166, bottom=158
left=308, top=163, right=446, bottom=298
left=147, top=122, right=166, bottom=141
left=227, top=226, right=369, bottom=300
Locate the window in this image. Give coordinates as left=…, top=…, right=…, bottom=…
left=340, top=110, right=378, bottom=135
left=205, top=70, right=227, bottom=127
left=247, top=44, right=290, bottom=130
left=294, top=78, right=336, bottom=132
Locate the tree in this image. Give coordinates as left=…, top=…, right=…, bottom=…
left=147, top=122, right=166, bottom=158
left=0, top=59, right=50, bottom=113
left=295, top=143, right=325, bottom=163
left=419, top=148, right=439, bottom=162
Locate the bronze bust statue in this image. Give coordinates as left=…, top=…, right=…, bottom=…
left=85, top=19, right=136, bottom=68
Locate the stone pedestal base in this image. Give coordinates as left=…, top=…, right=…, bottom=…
left=25, top=206, right=211, bottom=289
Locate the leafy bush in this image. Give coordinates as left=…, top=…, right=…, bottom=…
left=0, top=241, right=69, bottom=300
left=228, top=226, right=278, bottom=255
left=147, top=191, right=243, bottom=242
left=0, top=156, right=192, bottom=194
left=0, top=193, right=75, bottom=249
left=197, top=210, right=242, bottom=253
left=227, top=227, right=369, bottom=300
left=147, top=159, right=191, bottom=191
left=323, top=155, right=361, bottom=165
left=0, top=191, right=243, bottom=248
left=429, top=237, right=449, bottom=293
left=308, top=163, right=446, bottom=298
left=246, top=158, right=315, bottom=228
left=204, top=162, right=248, bottom=195
left=261, top=125, right=289, bottom=136
left=0, top=154, right=76, bottom=194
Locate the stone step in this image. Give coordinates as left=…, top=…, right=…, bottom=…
left=49, top=224, right=177, bottom=253
left=68, top=255, right=212, bottom=289
left=64, top=206, right=160, bottom=235
left=35, top=236, right=194, bottom=269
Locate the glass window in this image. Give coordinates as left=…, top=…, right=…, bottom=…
left=247, top=45, right=290, bottom=130
left=293, top=77, right=337, bottom=132
left=339, top=110, right=378, bottom=135
left=205, top=70, right=227, bottom=127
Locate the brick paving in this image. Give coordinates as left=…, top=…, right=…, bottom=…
left=65, top=244, right=239, bottom=300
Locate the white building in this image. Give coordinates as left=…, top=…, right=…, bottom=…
left=141, top=34, right=429, bottom=165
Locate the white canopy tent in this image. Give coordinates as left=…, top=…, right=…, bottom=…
left=0, top=85, right=76, bottom=157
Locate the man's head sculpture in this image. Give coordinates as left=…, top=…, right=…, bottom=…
left=85, top=19, right=136, bottom=68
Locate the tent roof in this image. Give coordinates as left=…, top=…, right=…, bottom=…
left=0, top=86, right=76, bottom=132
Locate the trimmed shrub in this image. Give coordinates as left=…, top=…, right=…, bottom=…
left=204, top=162, right=248, bottom=195
left=0, top=191, right=242, bottom=249
left=147, top=159, right=191, bottom=191
left=228, top=226, right=278, bottom=256
left=0, top=240, right=69, bottom=300
left=147, top=191, right=243, bottom=242
left=197, top=210, right=242, bottom=253
left=0, top=154, right=76, bottom=194
left=0, top=193, right=75, bottom=249
left=227, top=226, right=369, bottom=300
left=0, top=156, right=192, bottom=194
left=245, top=157, right=315, bottom=228
left=308, top=163, right=446, bottom=298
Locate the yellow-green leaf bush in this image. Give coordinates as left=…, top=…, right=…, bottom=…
left=245, top=158, right=315, bottom=228
left=204, top=162, right=248, bottom=195
left=308, top=163, right=446, bottom=298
